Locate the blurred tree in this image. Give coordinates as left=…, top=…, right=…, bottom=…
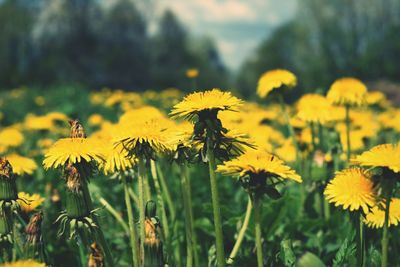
left=0, top=0, right=34, bottom=87
left=96, top=0, right=150, bottom=89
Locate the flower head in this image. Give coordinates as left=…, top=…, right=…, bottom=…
left=217, top=150, right=302, bottom=183
left=365, top=198, right=400, bottom=228
left=0, top=260, right=45, bottom=267
left=101, top=142, right=136, bottom=175
left=43, top=138, right=106, bottom=169
left=6, top=154, right=37, bottom=175
left=296, top=94, right=335, bottom=124
left=17, top=192, right=45, bottom=213
left=186, top=68, right=199, bottom=78
left=324, top=168, right=375, bottom=213
left=327, top=77, right=367, bottom=106
left=0, top=127, right=24, bottom=148
left=352, top=144, right=400, bottom=173
left=257, top=69, right=297, bottom=98
left=170, top=89, right=243, bottom=120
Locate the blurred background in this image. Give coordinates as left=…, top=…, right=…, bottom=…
left=0, top=0, right=400, bottom=100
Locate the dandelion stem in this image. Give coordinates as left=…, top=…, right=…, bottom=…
left=128, top=188, right=140, bottom=208
left=156, top=163, right=176, bottom=221
left=98, top=196, right=129, bottom=234
left=253, top=196, right=263, bottom=267
left=381, top=189, right=392, bottom=267
left=180, top=164, right=194, bottom=267
left=227, top=196, right=252, bottom=265
left=122, top=175, right=140, bottom=267
left=356, top=212, right=364, bottom=267
left=207, top=142, right=226, bottom=267
left=150, top=160, right=169, bottom=240
left=345, top=105, right=351, bottom=162
left=138, top=158, right=147, bottom=265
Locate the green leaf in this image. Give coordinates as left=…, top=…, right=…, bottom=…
left=297, top=252, right=326, bottom=267
left=280, top=239, right=296, bottom=267
left=332, top=235, right=355, bottom=267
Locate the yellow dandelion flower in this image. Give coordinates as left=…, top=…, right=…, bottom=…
left=257, top=69, right=297, bottom=98
left=366, top=91, right=389, bottom=107
left=324, top=168, right=375, bottom=213
left=0, top=260, right=45, bottom=267
left=186, top=68, right=199, bottom=78
left=365, top=198, right=400, bottom=228
left=353, top=144, right=400, bottom=173
left=6, top=154, right=37, bottom=175
left=327, top=77, right=367, bottom=106
left=378, top=109, right=400, bottom=133
left=275, top=139, right=297, bottom=163
left=17, top=192, right=45, bottom=213
left=217, top=150, right=302, bottom=183
left=170, top=89, right=243, bottom=120
left=43, top=138, right=106, bottom=169
left=0, top=127, right=24, bottom=147
left=119, top=106, right=165, bottom=126
left=101, top=142, right=136, bottom=174
left=116, top=119, right=174, bottom=158
left=296, top=94, right=335, bottom=124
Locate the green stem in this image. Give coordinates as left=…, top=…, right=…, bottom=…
left=180, top=164, right=196, bottom=267
left=227, top=196, right=252, bottom=265
left=81, top=181, right=114, bottom=267
left=253, top=196, right=263, bottom=267
left=207, top=143, right=226, bottom=267
left=98, top=196, right=129, bottom=234
left=381, top=191, right=392, bottom=267
left=150, top=160, right=169, bottom=240
left=77, top=238, right=86, bottom=267
left=356, top=213, right=364, bottom=267
left=128, top=188, right=140, bottom=208
left=138, top=158, right=147, bottom=265
left=345, top=105, right=351, bottom=163
left=123, top=176, right=140, bottom=267
left=157, top=163, right=176, bottom=221
left=185, top=166, right=199, bottom=267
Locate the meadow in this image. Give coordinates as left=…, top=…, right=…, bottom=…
left=0, top=70, right=400, bottom=267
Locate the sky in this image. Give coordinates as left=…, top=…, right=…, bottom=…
left=155, top=0, right=298, bottom=70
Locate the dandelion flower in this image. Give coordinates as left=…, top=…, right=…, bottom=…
left=324, top=168, right=375, bottom=213
left=0, top=127, right=24, bottom=147
left=6, top=154, right=37, bottom=175
left=217, top=150, right=302, bottom=183
left=365, top=198, right=400, bottom=228
left=257, top=69, right=297, bottom=98
left=17, top=192, right=45, bottom=213
left=296, top=94, right=335, bottom=124
left=366, top=91, right=389, bottom=108
left=170, top=89, right=243, bottom=120
left=352, top=144, right=400, bottom=173
left=101, top=142, right=136, bottom=174
left=43, top=138, right=106, bottom=169
left=186, top=68, right=199, bottom=78
left=88, top=114, right=104, bottom=126
left=0, top=260, right=45, bottom=267
left=327, top=77, right=367, bottom=106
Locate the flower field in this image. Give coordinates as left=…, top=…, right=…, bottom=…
left=1, top=71, right=400, bottom=267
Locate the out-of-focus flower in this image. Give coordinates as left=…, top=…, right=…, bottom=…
left=6, top=154, right=37, bottom=175
left=0, top=260, right=45, bottom=267
left=327, top=77, right=367, bottom=106
left=366, top=90, right=390, bottom=108
left=17, top=192, right=45, bottom=213
left=353, top=143, right=400, bottom=173
left=275, top=139, right=297, bottom=163
left=0, top=127, right=24, bottom=148
left=324, top=168, right=375, bottom=213
left=88, top=114, right=104, bottom=127
left=296, top=94, right=335, bottom=124
left=365, top=198, right=400, bottom=228
left=34, top=96, right=46, bottom=106
left=257, top=69, right=297, bottom=98
left=186, top=68, right=199, bottom=78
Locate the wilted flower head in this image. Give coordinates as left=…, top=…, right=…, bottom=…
left=324, top=168, right=375, bottom=213
left=327, top=77, right=367, bottom=106
left=257, top=69, right=297, bottom=98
